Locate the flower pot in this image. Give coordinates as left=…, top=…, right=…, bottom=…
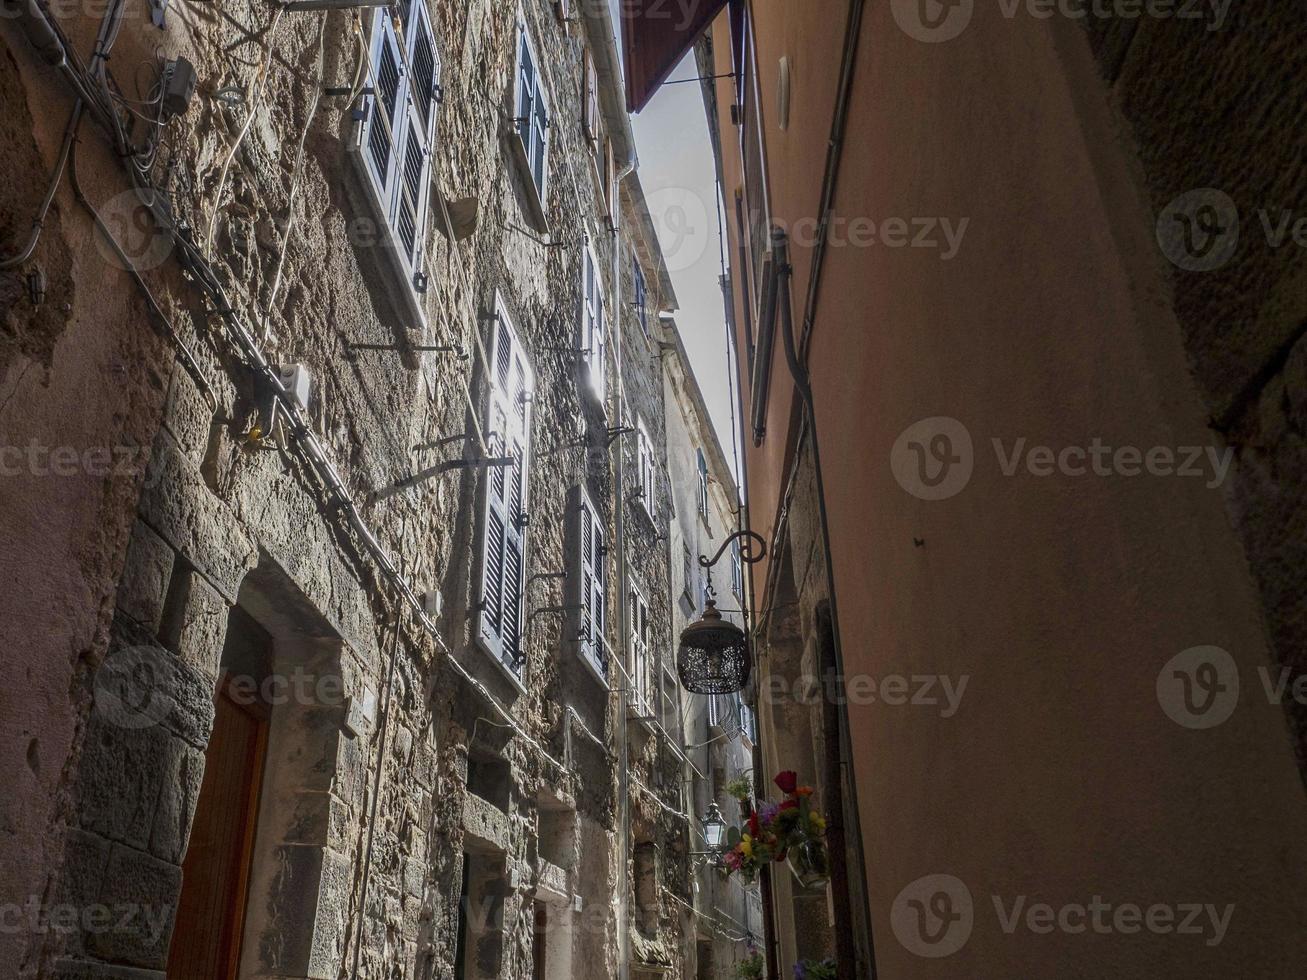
left=787, top=836, right=830, bottom=889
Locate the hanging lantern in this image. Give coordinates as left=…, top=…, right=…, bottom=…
left=677, top=597, right=751, bottom=694
left=701, top=802, right=728, bottom=852
left=676, top=530, right=766, bottom=695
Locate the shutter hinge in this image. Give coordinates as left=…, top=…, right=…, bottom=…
left=413, top=271, right=429, bottom=293
left=433, top=82, right=444, bottom=104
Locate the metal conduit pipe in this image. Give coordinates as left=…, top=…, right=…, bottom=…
left=2, top=0, right=65, bottom=66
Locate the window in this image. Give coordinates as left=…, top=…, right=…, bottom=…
left=730, top=540, right=743, bottom=599
left=582, top=49, right=600, bottom=150
left=604, top=138, right=619, bottom=230
left=706, top=693, right=721, bottom=730
left=635, top=421, right=656, bottom=520
left=632, top=258, right=648, bottom=334
left=737, top=695, right=755, bottom=741
left=477, top=299, right=534, bottom=681
left=681, top=542, right=694, bottom=605
left=696, top=449, right=709, bottom=521
left=355, top=0, right=440, bottom=313
left=514, top=20, right=549, bottom=208
left=571, top=485, right=608, bottom=684
left=581, top=240, right=606, bottom=403
left=630, top=587, right=652, bottom=716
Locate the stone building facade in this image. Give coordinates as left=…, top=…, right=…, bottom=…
left=662, top=325, right=766, bottom=979
left=0, top=0, right=721, bottom=976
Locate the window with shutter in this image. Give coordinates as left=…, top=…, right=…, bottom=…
left=514, top=21, right=550, bottom=208
left=604, top=138, right=618, bottom=230
left=571, top=485, right=608, bottom=685
left=696, top=449, right=710, bottom=521
left=355, top=2, right=440, bottom=311
left=477, top=300, right=534, bottom=681
left=632, top=259, right=648, bottom=335
left=635, top=422, right=655, bottom=521
left=681, top=543, right=694, bottom=605
left=630, top=587, right=652, bottom=716
left=580, top=241, right=606, bottom=404
left=582, top=50, right=600, bottom=149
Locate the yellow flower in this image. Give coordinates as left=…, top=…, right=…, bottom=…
left=739, top=837, right=754, bottom=857
left=810, top=813, right=826, bottom=832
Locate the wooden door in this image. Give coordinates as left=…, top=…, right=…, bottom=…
left=532, top=901, right=548, bottom=978
left=167, top=680, right=268, bottom=979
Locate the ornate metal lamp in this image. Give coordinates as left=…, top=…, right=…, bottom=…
left=701, top=802, right=727, bottom=851
left=677, top=530, right=766, bottom=695
left=690, top=802, right=729, bottom=867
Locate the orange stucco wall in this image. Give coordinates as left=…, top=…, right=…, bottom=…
left=712, top=2, right=1307, bottom=975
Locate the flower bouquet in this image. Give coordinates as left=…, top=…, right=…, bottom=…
left=721, top=771, right=830, bottom=888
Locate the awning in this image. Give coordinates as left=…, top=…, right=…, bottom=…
left=620, top=0, right=733, bottom=113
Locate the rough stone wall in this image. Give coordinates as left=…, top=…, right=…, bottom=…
left=0, top=0, right=698, bottom=977
left=616, top=182, right=693, bottom=978
left=1080, top=4, right=1307, bottom=773
left=663, top=333, right=765, bottom=979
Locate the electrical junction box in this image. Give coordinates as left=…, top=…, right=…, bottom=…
left=162, top=57, right=197, bottom=119
left=277, top=364, right=312, bottom=413
left=422, top=590, right=443, bottom=621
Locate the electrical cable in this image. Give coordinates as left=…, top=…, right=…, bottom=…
left=0, top=101, right=81, bottom=270
left=203, top=3, right=286, bottom=255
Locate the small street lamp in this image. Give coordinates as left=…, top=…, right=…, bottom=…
left=677, top=530, right=766, bottom=695
left=690, top=802, right=729, bottom=866
left=701, top=802, right=727, bottom=851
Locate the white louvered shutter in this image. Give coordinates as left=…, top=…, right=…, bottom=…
left=395, top=1, right=439, bottom=279
left=574, top=488, right=607, bottom=681
left=582, top=242, right=606, bottom=400
left=359, top=3, right=439, bottom=292
left=363, top=16, right=405, bottom=208
left=479, top=308, right=533, bottom=676
left=630, top=590, right=650, bottom=713
left=516, top=26, right=549, bottom=200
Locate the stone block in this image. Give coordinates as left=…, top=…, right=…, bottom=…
left=138, top=431, right=256, bottom=603
left=49, top=829, right=113, bottom=958
left=162, top=363, right=217, bottom=464
left=87, top=845, right=181, bottom=969
left=463, top=794, right=510, bottom=853
left=149, top=740, right=205, bottom=864
left=247, top=844, right=351, bottom=980
left=158, top=567, right=229, bottom=681
left=75, top=713, right=172, bottom=852
left=116, top=521, right=174, bottom=633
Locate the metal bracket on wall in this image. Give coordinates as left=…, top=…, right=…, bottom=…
left=347, top=341, right=467, bottom=360
left=528, top=602, right=583, bottom=626
left=605, top=424, right=635, bottom=447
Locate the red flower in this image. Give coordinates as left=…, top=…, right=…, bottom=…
left=779, top=799, right=799, bottom=811
left=774, top=770, right=798, bottom=794
left=748, top=812, right=761, bottom=837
